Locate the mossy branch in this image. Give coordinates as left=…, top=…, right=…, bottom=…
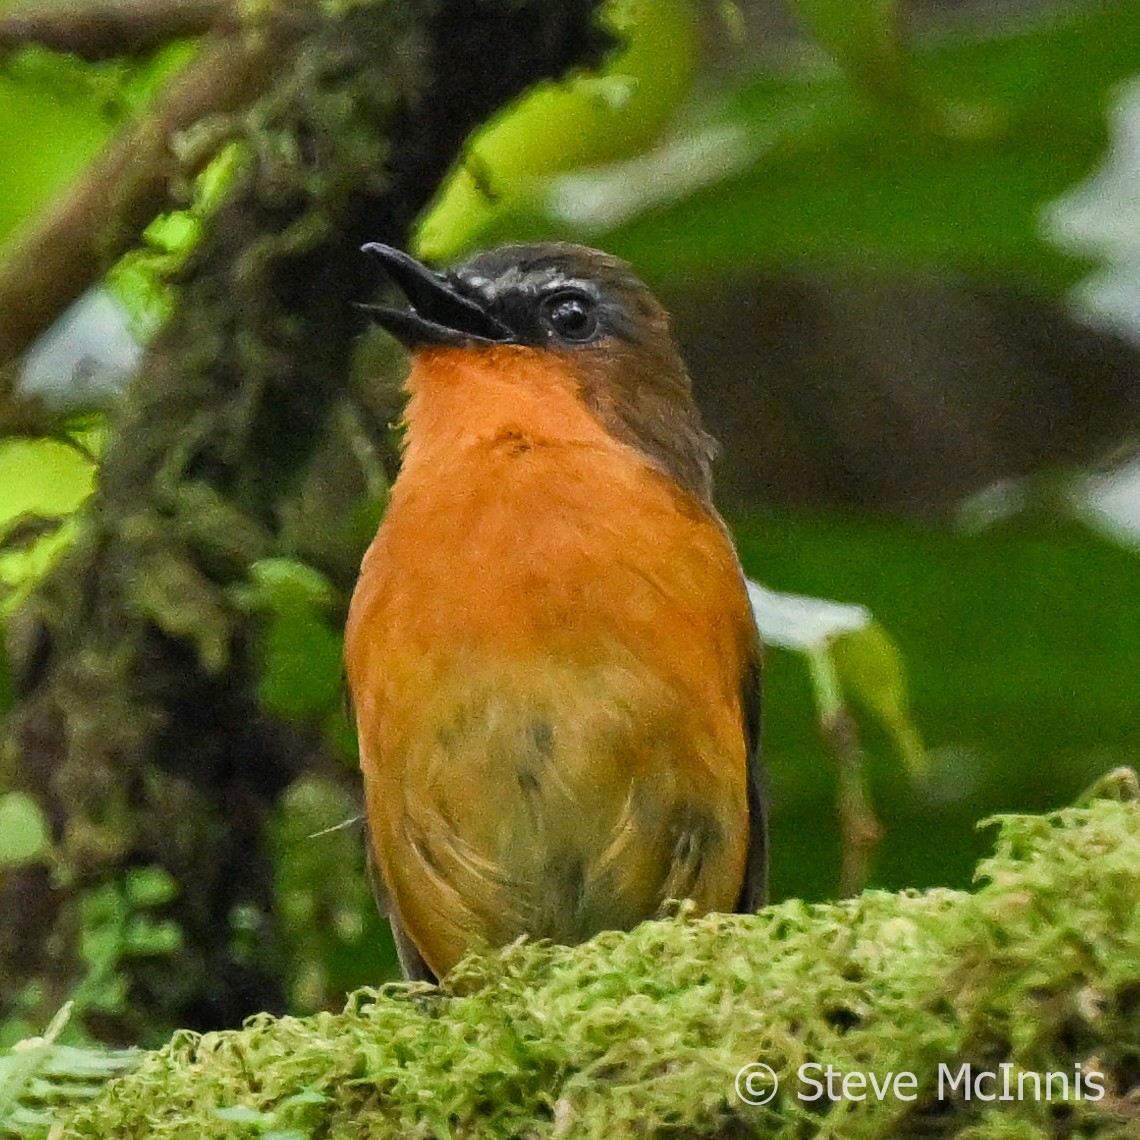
left=5, top=773, right=1138, bottom=1139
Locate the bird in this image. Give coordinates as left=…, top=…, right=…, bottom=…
left=345, top=241, right=765, bottom=983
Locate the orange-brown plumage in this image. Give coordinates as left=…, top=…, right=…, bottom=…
left=346, top=244, right=764, bottom=981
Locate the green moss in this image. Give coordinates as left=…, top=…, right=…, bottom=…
left=21, top=775, right=1140, bottom=1137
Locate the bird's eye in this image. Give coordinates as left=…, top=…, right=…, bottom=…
left=541, top=290, right=599, bottom=343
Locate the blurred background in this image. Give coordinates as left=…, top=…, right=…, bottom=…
left=2, top=0, right=1140, bottom=1044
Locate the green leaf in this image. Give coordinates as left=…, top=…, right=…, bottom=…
left=0, top=40, right=196, bottom=249
left=0, top=58, right=109, bottom=249
left=241, top=558, right=337, bottom=614
left=0, top=438, right=96, bottom=532
left=748, top=579, right=923, bottom=775
left=233, top=558, right=344, bottom=722
left=123, top=918, right=182, bottom=957
left=123, top=866, right=179, bottom=909
left=0, top=1004, right=72, bottom=1129
left=257, top=607, right=343, bottom=722
left=0, top=792, right=51, bottom=868
left=0, top=435, right=98, bottom=613
left=831, top=621, right=925, bottom=776
left=106, top=145, right=242, bottom=339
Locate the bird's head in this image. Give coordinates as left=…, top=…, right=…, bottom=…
left=362, top=241, right=718, bottom=505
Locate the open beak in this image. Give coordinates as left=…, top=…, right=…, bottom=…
left=360, top=243, right=513, bottom=348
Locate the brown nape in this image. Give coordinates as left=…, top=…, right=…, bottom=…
left=571, top=285, right=718, bottom=508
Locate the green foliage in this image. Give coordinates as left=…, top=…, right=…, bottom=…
left=453, top=2, right=1140, bottom=292
left=3, top=0, right=1139, bottom=1063
left=829, top=622, right=924, bottom=775
left=416, top=0, right=697, bottom=261
left=0, top=793, right=50, bottom=869
left=107, top=145, right=242, bottom=339
left=0, top=51, right=112, bottom=250
left=29, top=779, right=1140, bottom=1138
left=0, top=40, right=195, bottom=249
left=0, top=437, right=96, bottom=524
left=269, top=777, right=398, bottom=1012
left=738, top=510, right=1140, bottom=902
left=0, top=435, right=98, bottom=614
left=69, top=870, right=182, bottom=1022
left=231, top=559, right=351, bottom=746
left=0, top=865, right=185, bottom=1056
left=0, top=1005, right=138, bottom=1140
left=789, top=0, right=910, bottom=105
left=749, top=581, right=923, bottom=776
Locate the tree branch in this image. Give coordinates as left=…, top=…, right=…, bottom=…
left=30, top=787, right=1140, bottom=1138
left=0, top=0, right=234, bottom=60
left=0, top=24, right=289, bottom=370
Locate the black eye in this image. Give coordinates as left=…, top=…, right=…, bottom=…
left=541, top=290, right=599, bottom=343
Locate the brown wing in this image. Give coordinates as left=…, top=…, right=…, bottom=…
left=348, top=682, right=439, bottom=983
left=365, top=839, right=437, bottom=983
left=735, top=650, right=767, bottom=913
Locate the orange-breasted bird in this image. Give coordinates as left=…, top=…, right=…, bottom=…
left=345, top=242, right=765, bottom=982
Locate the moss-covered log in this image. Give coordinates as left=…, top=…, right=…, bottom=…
left=4, top=773, right=1138, bottom=1138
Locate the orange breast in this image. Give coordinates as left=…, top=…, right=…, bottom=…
left=345, top=346, right=757, bottom=977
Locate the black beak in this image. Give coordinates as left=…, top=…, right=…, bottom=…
left=360, top=243, right=513, bottom=348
